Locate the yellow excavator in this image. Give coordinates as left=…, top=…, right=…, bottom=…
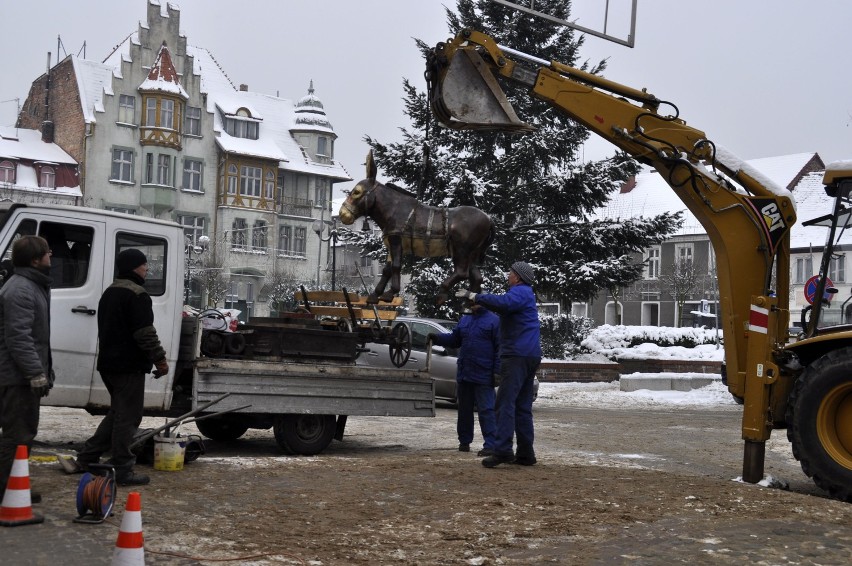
left=426, top=29, right=852, bottom=501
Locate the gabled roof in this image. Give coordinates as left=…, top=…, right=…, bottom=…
left=138, top=42, right=188, bottom=99
left=789, top=171, right=852, bottom=250
left=598, top=152, right=822, bottom=238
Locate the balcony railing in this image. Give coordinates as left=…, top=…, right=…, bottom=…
left=279, top=196, right=313, bottom=217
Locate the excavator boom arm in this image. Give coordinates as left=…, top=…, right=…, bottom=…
left=427, top=30, right=797, bottom=479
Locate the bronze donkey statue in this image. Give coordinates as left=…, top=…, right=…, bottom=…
left=338, top=152, right=495, bottom=305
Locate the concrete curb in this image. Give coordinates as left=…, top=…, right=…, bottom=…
left=620, top=373, right=721, bottom=392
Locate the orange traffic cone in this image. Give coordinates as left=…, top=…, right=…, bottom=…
left=112, top=491, right=144, bottom=565
left=0, top=445, right=43, bottom=527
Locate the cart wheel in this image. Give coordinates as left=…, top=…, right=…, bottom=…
left=337, top=318, right=353, bottom=333
left=388, top=321, right=412, bottom=367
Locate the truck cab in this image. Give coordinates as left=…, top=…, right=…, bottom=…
left=0, top=203, right=184, bottom=412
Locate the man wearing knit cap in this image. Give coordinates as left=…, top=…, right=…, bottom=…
left=74, top=248, right=168, bottom=486
left=456, top=261, right=541, bottom=468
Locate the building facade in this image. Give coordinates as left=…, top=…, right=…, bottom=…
left=15, top=0, right=351, bottom=318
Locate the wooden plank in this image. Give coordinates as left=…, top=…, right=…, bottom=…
left=350, top=296, right=404, bottom=307
left=298, top=290, right=358, bottom=303
left=309, top=306, right=364, bottom=318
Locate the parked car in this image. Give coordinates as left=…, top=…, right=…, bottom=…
left=357, top=316, right=539, bottom=404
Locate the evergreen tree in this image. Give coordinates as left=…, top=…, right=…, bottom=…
left=350, top=0, right=681, bottom=318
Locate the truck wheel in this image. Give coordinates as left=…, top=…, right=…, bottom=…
left=786, top=347, right=852, bottom=502
left=195, top=415, right=249, bottom=442
left=273, top=414, right=336, bottom=455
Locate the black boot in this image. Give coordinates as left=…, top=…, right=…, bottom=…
left=116, top=470, right=150, bottom=486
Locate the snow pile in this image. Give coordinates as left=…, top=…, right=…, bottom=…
left=535, top=380, right=739, bottom=409
left=581, top=325, right=724, bottom=361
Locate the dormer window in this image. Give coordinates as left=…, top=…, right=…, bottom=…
left=40, top=166, right=55, bottom=189
left=224, top=109, right=259, bottom=140
left=0, top=160, right=15, bottom=184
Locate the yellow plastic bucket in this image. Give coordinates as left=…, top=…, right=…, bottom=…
left=153, top=434, right=186, bottom=471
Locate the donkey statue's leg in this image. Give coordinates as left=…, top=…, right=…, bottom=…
left=367, top=260, right=393, bottom=304
left=368, top=236, right=403, bottom=304
left=436, top=256, right=475, bottom=305
left=381, top=235, right=403, bottom=302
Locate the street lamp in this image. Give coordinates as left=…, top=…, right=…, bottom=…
left=185, top=234, right=209, bottom=304
left=312, top=218, right=339, bottom=290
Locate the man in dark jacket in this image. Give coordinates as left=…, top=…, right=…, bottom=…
left=429, top=304, right=500, bottom=456
left=0, top=236, right=53, bottom=499
left=75, top=248, right=168, bottom=486
left=456, top=261, right=541, bottom=468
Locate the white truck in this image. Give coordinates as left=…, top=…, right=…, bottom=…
left=0, top=203, right=434, bottom=455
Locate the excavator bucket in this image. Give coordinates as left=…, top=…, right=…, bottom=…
left=429, top=48, right=534, bottom=133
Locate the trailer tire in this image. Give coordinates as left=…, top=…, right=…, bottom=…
left=195, top=415, right=249, bottom=442
left=786, top=347, right=852, bottom=502
left=273, top=414, right=336, bottom=455
left=224, top=332, right=246, bottom=355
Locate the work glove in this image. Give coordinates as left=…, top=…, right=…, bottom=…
left=152, top=359, right=169, bottom=379
left=455, top=288, right=476, bottom=301
left=29, top=374, right=50, bottom=398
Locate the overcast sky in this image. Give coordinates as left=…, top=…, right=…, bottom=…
left=2, top=1, right=850, bottom=197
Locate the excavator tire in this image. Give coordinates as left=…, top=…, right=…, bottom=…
left=786, top=347, right=852, bottom=502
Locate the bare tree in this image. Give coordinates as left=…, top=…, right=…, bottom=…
left=194, top=235, right=230, bottom=308
left=660, top=260, right=699, bottom=327
left=263, top=263, right=305, bottom=315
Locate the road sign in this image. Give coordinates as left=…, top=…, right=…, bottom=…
left=804, top=275, right=833, bottom=305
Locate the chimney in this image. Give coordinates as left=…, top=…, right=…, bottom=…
left=239, top=84, right=248, bottom=92
left=42, top=121, right=55, bottom=144
left=620, top=176, right=637, bottom=194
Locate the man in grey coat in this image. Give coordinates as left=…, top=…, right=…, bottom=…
left=0, top=236, right=53, bottom=499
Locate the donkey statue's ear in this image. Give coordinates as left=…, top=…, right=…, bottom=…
left=366, top=150, right=377, bottom=181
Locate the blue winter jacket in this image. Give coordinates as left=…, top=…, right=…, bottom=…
left=475, top=283, right=542, bottom=358
left=432, top=309, right=500, bottom=385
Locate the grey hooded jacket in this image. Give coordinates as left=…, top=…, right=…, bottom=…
left=0, top=266, right=52, bottom=386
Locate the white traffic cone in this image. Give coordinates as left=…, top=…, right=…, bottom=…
left=112, top=491, right=144, bottom=565
left=0, top=445, right=43, bottom=527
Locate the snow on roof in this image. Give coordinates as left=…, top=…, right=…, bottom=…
left=213, top=96, right=263, bottom=120
left=746, top=152, right=818, bottom=191
left=71, top=55, right=115, bottom=123
left=215, top=130, right=287, bottom=162
left=186, top=45, right=235, bottom=112
left=599, top=152, right=820, bottom=238
left=787, top=171, right=852, bottom=249
left=0, top=127, right=77, bottom=164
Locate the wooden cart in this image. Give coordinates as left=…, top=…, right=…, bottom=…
left=296, top=286, right=413, bottom=367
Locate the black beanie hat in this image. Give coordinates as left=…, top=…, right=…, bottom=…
left=117, top=248, right=147, bottom=274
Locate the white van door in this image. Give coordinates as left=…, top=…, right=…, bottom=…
left=86, top=228, right=182, bottom=411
